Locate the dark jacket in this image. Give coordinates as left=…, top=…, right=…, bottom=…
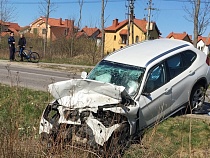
left=8, top=36, right=15, bottom=47
left=18, top=37, right=26, bottom=47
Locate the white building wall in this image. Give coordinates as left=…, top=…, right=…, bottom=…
left=197, top=40, right=209, bottom=55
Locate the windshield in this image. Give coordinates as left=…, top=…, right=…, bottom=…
left=87, top=60, right=145, bottom=95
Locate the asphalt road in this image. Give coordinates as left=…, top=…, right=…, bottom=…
left=0, top=60, right=81, bottom=91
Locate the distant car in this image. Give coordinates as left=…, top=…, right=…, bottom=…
left=39, top=39, right=210, bottom=156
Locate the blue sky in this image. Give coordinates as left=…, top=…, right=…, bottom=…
left=10, top=0, right=210, bottom=38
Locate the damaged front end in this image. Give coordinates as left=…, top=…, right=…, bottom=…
left=39, top=79, right=139, bottom=150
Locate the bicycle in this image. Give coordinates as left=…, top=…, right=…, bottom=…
left=15, top=47, right=40, bottom=63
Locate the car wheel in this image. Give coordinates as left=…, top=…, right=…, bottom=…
left=189, top=84, right=206, bottom=112
left=101, top=122, right=130, bottom=157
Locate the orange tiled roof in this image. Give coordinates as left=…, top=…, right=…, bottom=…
left=119, top=29, right=128, bottom=35
left=166, top=32, right=188, bottom=40
left=198, top=36, right=210, bottom=45
left=0, top=20, right=9, bottom=26
left=31, top=17, right=74, bottom=28
left=105, top=18, right=157, bottom=33
left=8, top=27, right=19, bottom=35
left=81, top=26, right=100, bottom=37
left=7, top=22, right=20, bottom=31
left=76, top=31, right=86, bottom=38
left=97, top=32, right=102, bottom=38
left=1, top=32, right=9, bottom=37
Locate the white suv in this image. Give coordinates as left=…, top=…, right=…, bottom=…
left=39, top=39, right=210, bottom=155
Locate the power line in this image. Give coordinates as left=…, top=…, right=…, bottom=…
left=8, top=0, right=125, bottom=5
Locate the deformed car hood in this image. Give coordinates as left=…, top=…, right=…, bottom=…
left=48, top=79, right=133, bottom=109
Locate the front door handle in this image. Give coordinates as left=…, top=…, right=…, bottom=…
left=164, top=87, right=172, bottom=94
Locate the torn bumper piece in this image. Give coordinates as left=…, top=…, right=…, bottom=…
left=39, top=79, right=138, bottom=146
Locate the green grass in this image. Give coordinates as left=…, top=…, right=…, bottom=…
left=0, top=84, right=50, bottom=157
left=0, top=83, right=210, bottom=157
left=124, top=116, right=210, bottom=158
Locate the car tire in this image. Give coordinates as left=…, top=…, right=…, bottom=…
left=189, top=84, right=206, bottom=113
left=101, top=122, right=130, bottom=157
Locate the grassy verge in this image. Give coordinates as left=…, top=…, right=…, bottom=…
left=0, top=84, right=50, bottom=157
left=125, top=116, right=210, bottom=158
left=0, top=84, right=210, bottom=157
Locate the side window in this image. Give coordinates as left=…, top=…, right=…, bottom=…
left=166, top=54, right=183, bottom=79
left=181, top=50, right=197, bottom=67
left=144, top=63, right=165, bottom=93
left=166, top=51, right=196, bottom=80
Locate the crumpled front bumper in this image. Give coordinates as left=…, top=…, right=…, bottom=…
left=39, top=79, right=139, bottom=146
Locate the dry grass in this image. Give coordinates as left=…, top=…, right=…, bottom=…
left=0, top=67, right=210, bottom=157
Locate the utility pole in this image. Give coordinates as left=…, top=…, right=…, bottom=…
left=145, top=0, right=155, bottom=40
left=127, top=0, right=135, bottom=45
left=101, top=0, right=105, bottom=58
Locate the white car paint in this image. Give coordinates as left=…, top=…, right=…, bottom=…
left=39, top=39, right=210, bottom=148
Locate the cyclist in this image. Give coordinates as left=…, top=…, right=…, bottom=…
left=18, top=34, right=26, bottom=61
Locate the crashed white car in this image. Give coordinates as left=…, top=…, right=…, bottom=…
left=39, top=39, right=210, bottom=153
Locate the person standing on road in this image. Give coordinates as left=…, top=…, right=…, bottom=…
left=18, top=34, right=26, bottom=61
left=8, top=32, right=15, bottom=61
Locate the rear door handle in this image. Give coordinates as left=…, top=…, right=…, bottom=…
left=189, top=70, right=195, bottom=75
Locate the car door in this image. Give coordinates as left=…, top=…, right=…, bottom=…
left=166, top=51, right=197, bottom=111
left=138, top=62, right=173, bottom=129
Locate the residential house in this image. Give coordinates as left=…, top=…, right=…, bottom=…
left=197, top=36, right=210, bottom=55
left=19, top=26, right=30, bottom=34
left=104, top=18, right=161, bottom=53
left=0, top=20, right=20, bottom=36
left=166, top=32, right=192, bottom=43
left=29, top=17, right=75, bottom=41
left=77, top=26, right=101, bottom=46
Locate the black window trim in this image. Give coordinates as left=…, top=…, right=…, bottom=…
left=145, top=44, right=189, bottom=67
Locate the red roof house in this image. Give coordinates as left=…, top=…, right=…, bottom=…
left=166, top=32, right=192, bottom=43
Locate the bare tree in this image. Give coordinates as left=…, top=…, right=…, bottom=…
left=39, top=0, right=56, bottom=57
left=0, top=0, right=15, bottom=45
left=184, top=0, right=210, bottom=47
left=70, top=0, right=83, bottom=57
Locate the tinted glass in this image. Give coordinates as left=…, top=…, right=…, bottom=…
left=166, top=54, right=183, bottom=79
left=181, top=50, right=197, bottom=67
left=144, top=63, right=165, bottom=93
left=166, top=51, right=196, bottom=79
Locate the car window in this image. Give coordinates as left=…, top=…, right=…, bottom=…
left=87, top=60, right=145, bottom=96
left=181, top=50, right=197, bottom=67
left=166, top=51, right=196, bottom=80
left=166, top=54, right=183, bottom=79
left=144, top=63, right=165, bottom=93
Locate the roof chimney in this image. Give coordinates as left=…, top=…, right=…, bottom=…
left=113, top=19, right=118, bottom=27
left=60, top=18, right=62, bottom=25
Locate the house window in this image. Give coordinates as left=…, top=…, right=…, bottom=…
left=42, top=29, right=46, bottom=34
left=64, top=28, right=69, bottom=36
left=135, top=36, right=139, bottom=43
left=33, top=28, right=38, bottom=35
left=121, top=35, right=127, bottom=44
left=114, top=35, right=116, bottom=41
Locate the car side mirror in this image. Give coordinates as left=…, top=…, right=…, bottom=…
left=81, top=71, right=87, bottom=79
